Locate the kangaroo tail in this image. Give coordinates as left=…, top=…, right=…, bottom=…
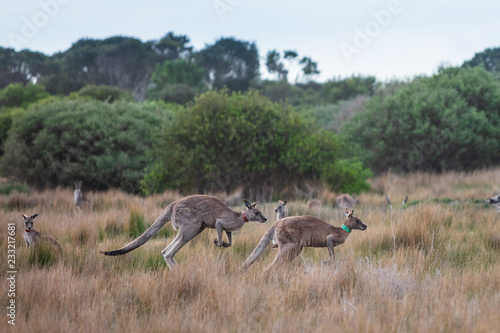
left=239, top=222, right=278, bottom=272
left=100, top=203, right=174, bottom=256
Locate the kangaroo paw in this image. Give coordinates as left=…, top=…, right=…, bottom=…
left=222, top=242, right=231, bottom=248
left=213, top=238, right=223, bottom=247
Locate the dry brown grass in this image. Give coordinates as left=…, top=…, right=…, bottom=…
left=1, top=169, right=500, bottom=332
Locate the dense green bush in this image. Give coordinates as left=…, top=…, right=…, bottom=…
left=147, top=59, right=207, bottom=104
left=0, top=82, right=49, bottom=108
left=142, top=89, right=371, bottom=196
left=72, top=85, right=134, bottom=103
left=0, top=99, right=173, bottom=193
left=341, top=67, right=500, bottom=173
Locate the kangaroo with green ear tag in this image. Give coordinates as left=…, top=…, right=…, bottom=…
left=240, top=208, right=367, bottom=273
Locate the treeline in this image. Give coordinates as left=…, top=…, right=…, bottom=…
left=0, top=33, right=499, bottom=196
left=0, top=32, right=377, bottom=104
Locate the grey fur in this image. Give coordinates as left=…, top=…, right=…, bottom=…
left=22, top=213, right=63, bottom=253
left=100, top=195, right=267, bottom=270
left=240, top=208, right=366, bottom=273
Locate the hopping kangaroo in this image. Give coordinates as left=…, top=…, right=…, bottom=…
left=22, top=213, right=63, bottom=253
left=336, top=194, right=359, bottom=209
left=74, top=181, right=90, bottom=208
left=240, top=208, right=366, bottom=272
left=101, top=195, right=267, bottom=270
left=272, top=200, right=288, bottom=248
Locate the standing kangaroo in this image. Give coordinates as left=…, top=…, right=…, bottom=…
left=101, top=195, right=267, bottom=270
left=272, top=200, right=288, bottom=248
left=336, top=194, right=359, bottom=209
left=240, top=208, right=366, bottom=272
left=22, top=213, right=63, bottom=253
left=307, top=199, right=322, bottom=210
left=74, top=181, right=90, bottom=208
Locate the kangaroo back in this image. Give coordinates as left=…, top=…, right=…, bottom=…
left=41, top=234, right=63, bottom=253
left=239, top=223, right=278, bottom=272
left=101, top=203, right=174, bottom=256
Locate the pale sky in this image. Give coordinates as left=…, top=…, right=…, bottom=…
left=1, top=0, right=499, bottom=82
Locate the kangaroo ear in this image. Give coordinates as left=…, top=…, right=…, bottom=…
left=31, top=214, right=38, bottom=220
left=244, top=200, right=252, bottom=209
left=251, top=201, right=259, bottom=208
left=21, top=213, right=28, bottom=220
left=344, top=208, right=349, bottom=214
left=348, top=210, right=354, bottom=217
left=283, top=200, right=287, bottom=205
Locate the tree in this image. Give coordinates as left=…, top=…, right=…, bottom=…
left=0, top=48, right=48, bottom=88
left=197, top=38, right=259, bottom=91
left=152, top=32, right=193, bottom=60
left=141, top=89, right=371, bottom=196
left=299, top=57, right=320, bottom=82
left=265, top=50, right=287, bottom=81
left=147, top=59, right=207, bottom=104
left=341, top=66, right=500, bottom=173
left=0, top=99, right=173, bottom=193
left=463, top=47, right=500, bottom=74
left=321, top=76, right=376, bottom=104
left=41, top=36, right=166, bottom=99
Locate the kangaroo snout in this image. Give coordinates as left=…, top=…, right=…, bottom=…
left=262, top=217, right=268, bottom=223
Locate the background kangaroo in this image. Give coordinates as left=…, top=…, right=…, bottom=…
left=336, top=194, right=359, bottom=209
left=101, top=195, right=267, bottom=270
left=74, top=181, right=90, bottom=208
left=307, top=199, right=322, bottom=210
left=240, top=208, right=366, bottom=272
left=272, top=200, right=288, bottom=247
left=22, top=213, right=63, bottom=253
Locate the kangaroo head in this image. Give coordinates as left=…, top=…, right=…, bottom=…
left=344, top=208, right=367, bottom=231
left=21, top=213, right=38, bottom=232
left=74, top=181, right=82, bottom=191
left=244, top=200, right=268, bottom=223
left=275, top=200, right=287, bottom=213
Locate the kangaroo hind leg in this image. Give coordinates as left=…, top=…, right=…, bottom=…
left=264, top=243, right=302, bottom=273
left=161, top=225, right=205, bottom=270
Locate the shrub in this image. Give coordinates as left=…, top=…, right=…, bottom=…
left=142, top=89, right=371, bottom=197
left=0, top=99, right=173, bottom=193
left=341, top=66, right=500, bottom=173
left=72, top=85, right=134, bottom=103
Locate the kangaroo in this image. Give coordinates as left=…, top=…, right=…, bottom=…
left=74, top=181, right=90, bottom=208
left=336, top=194, right=359, bottom=209
left=272, top=200, right=288, bottom=248
left=240, top=208, right=366, bottom=272
left=22, top=213, right=63, bottom=253
left=101, top=195, right=267, bottom=270
left=307, top=199, right=322, bottom=210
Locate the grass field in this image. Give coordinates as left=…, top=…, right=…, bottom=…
left=1, top=169, right=500, bottom=332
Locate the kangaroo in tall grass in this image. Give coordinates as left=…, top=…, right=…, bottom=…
left=336, top=194, right=359, bottom=209
left=74, top=181, right=90, bottom=208
left=307, top=199, right=322, bottom=210
left=22, top=213, right=63, bottom=253
left=101, top=195, right=268, bottom=270
left=240, top=208, right=367, bottom=272
left=272, top=200, right=288, bottom=248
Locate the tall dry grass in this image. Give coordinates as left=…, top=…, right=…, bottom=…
left=1, top=169, right=500, bottom=332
